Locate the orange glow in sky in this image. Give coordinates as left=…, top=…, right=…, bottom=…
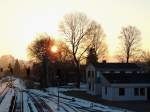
left=0, top=0, right=150, bottom=61
left=51, top=46, right=58, bottom=53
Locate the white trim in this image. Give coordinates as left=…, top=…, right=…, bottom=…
left=111, top=84, right=150, bottom=87
left=102, top=86, right=148, bottom=101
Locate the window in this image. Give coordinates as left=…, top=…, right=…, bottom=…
left=134, top=88, right=145, bottom=96
left=96, top=72, right=101, bottom=83
left=97, top=72, right=100, bottom=78
left=134, top=88, right=139, bottom=96
left=119, top=88, right=125, bottom=96
left=89, top=82, right=91, bottom=90
left=105, top=87, right=107, bottom=95
left=140, top=88, right=145, bottom=96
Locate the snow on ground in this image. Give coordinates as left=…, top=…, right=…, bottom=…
left=29, top=86, right=132, bottom=112
left=23, top=92, right=31, bottom=112
left=13, top=78, right=38, bottom=112
left=0, top=89, right=14, bottom=112
left=23, top=92, right=37, bottom=112
left=0, top=77, right=132, bottom=112
left=43, top=97, right=66, bottom=112
left=28, top=100, right=38, bottom=112
left=14, top=78, right=26, bottom=89
left=47, top=87, right=129, bottom=112
left=0, top=82, right=7, bottom=94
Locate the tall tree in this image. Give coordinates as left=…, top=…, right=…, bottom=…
left=86, top=47, right=98, bottom=64
left=8, top=63, right=13, bottom=75
left=117, top=25, right=141, bottom=63
left=28, top=33, right=55, bottom=62
left=26, top=67, right=31, bottom=78
left=140, top=50, right=150, bottom=70
left=89, top=21, right=107, bottom=61
left=59, top=12, right=92, bottom=87
left=56, top=40, right=73, bottom=63
left=14, top=59, right=20, bottom=75
left=0, top=55, right=15, bottom=70
left=28, top=33, right=55, bottom=88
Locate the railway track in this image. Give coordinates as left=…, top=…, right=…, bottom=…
left=9, top=88, right=23, bottom=112
left=28, top=90, right=98, bottom=112
left=0, top=85, right=10, bottom=104
left=37, top=97, right=53, bottom=112
left=28, top=93, right=43, bottom=112
left=0, top=83, right=8, bottom=95
left=9, top=95, right=16, bottom=112
left=27, top=92, right=53, bottom=112
left=26, top=91, right=77, bottom=112
left=41, top=96, right=78, bottom=112
left=26, top=91, right=101, bottom=112
left=46, top=95, right=96, bottom=112
left=46, top=92, right=102, bottom=112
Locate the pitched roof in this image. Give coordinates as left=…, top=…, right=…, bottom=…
left=93, top=63, right=140, bottom=70
left=103, top=72, right=150, bottom=84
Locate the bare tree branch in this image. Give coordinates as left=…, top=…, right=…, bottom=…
left=117, top=25, right=141, bottom=63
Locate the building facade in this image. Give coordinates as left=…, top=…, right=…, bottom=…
left=86, top=63, right=150, bottom=101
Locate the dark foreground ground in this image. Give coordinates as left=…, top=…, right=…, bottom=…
left=64, top=90, right=150, bottom=112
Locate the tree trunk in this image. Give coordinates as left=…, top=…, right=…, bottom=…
left=126, top=56, right=129, bottom=63
left=76, top=63, right=81, bottom=88
left=74, top=58, right=80, bottom=88
left=73, top=53, right=81, bottom=88
left=42, top=58, right=48, bottom=88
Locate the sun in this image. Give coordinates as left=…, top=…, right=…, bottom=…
left=51, top=46, right=58, bottom=53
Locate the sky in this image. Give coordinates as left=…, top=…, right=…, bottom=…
left=0, top=0, right=150, bottom=61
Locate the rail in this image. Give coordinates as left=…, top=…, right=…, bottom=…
left=9, top=95, right=16, bottom=112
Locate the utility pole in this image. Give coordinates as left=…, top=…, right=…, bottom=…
left=57, top=82, right=60, bottom=111
left=56, top=69, right=61, bottom=111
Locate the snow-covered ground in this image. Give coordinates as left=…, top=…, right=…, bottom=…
left=0, top=77, right=133, bottom=112
left=49, top=87, right=132, bottom=112
left=23, top=92, right=36, bottom=112
left=0, top=82, right=7, bottom=94
left=0, top=89, right=14, bottom=112
left=14, top=78, right=26, bottom=89
left=29, top=87, right=133, bottom=112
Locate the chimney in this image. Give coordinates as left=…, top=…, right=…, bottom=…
left=102, top=60, right=107, bottom=64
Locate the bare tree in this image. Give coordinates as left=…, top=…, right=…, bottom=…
left=14, top=59, right=21, bottom=76
left=89, top=21, right=107, bottom=61
left=115, top=54, right=126, bottom=63
left=117, top=25, right=141, bottom=63
left=27, top=33, right=55, bottom=62
left=56, top=40, right=73, bottom=63
left=59, top=12, right=92, bottom=87
left=141, top=50, right=150, bottom=65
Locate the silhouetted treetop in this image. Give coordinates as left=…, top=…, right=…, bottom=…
left=27, top=33, right=55, bottom=62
